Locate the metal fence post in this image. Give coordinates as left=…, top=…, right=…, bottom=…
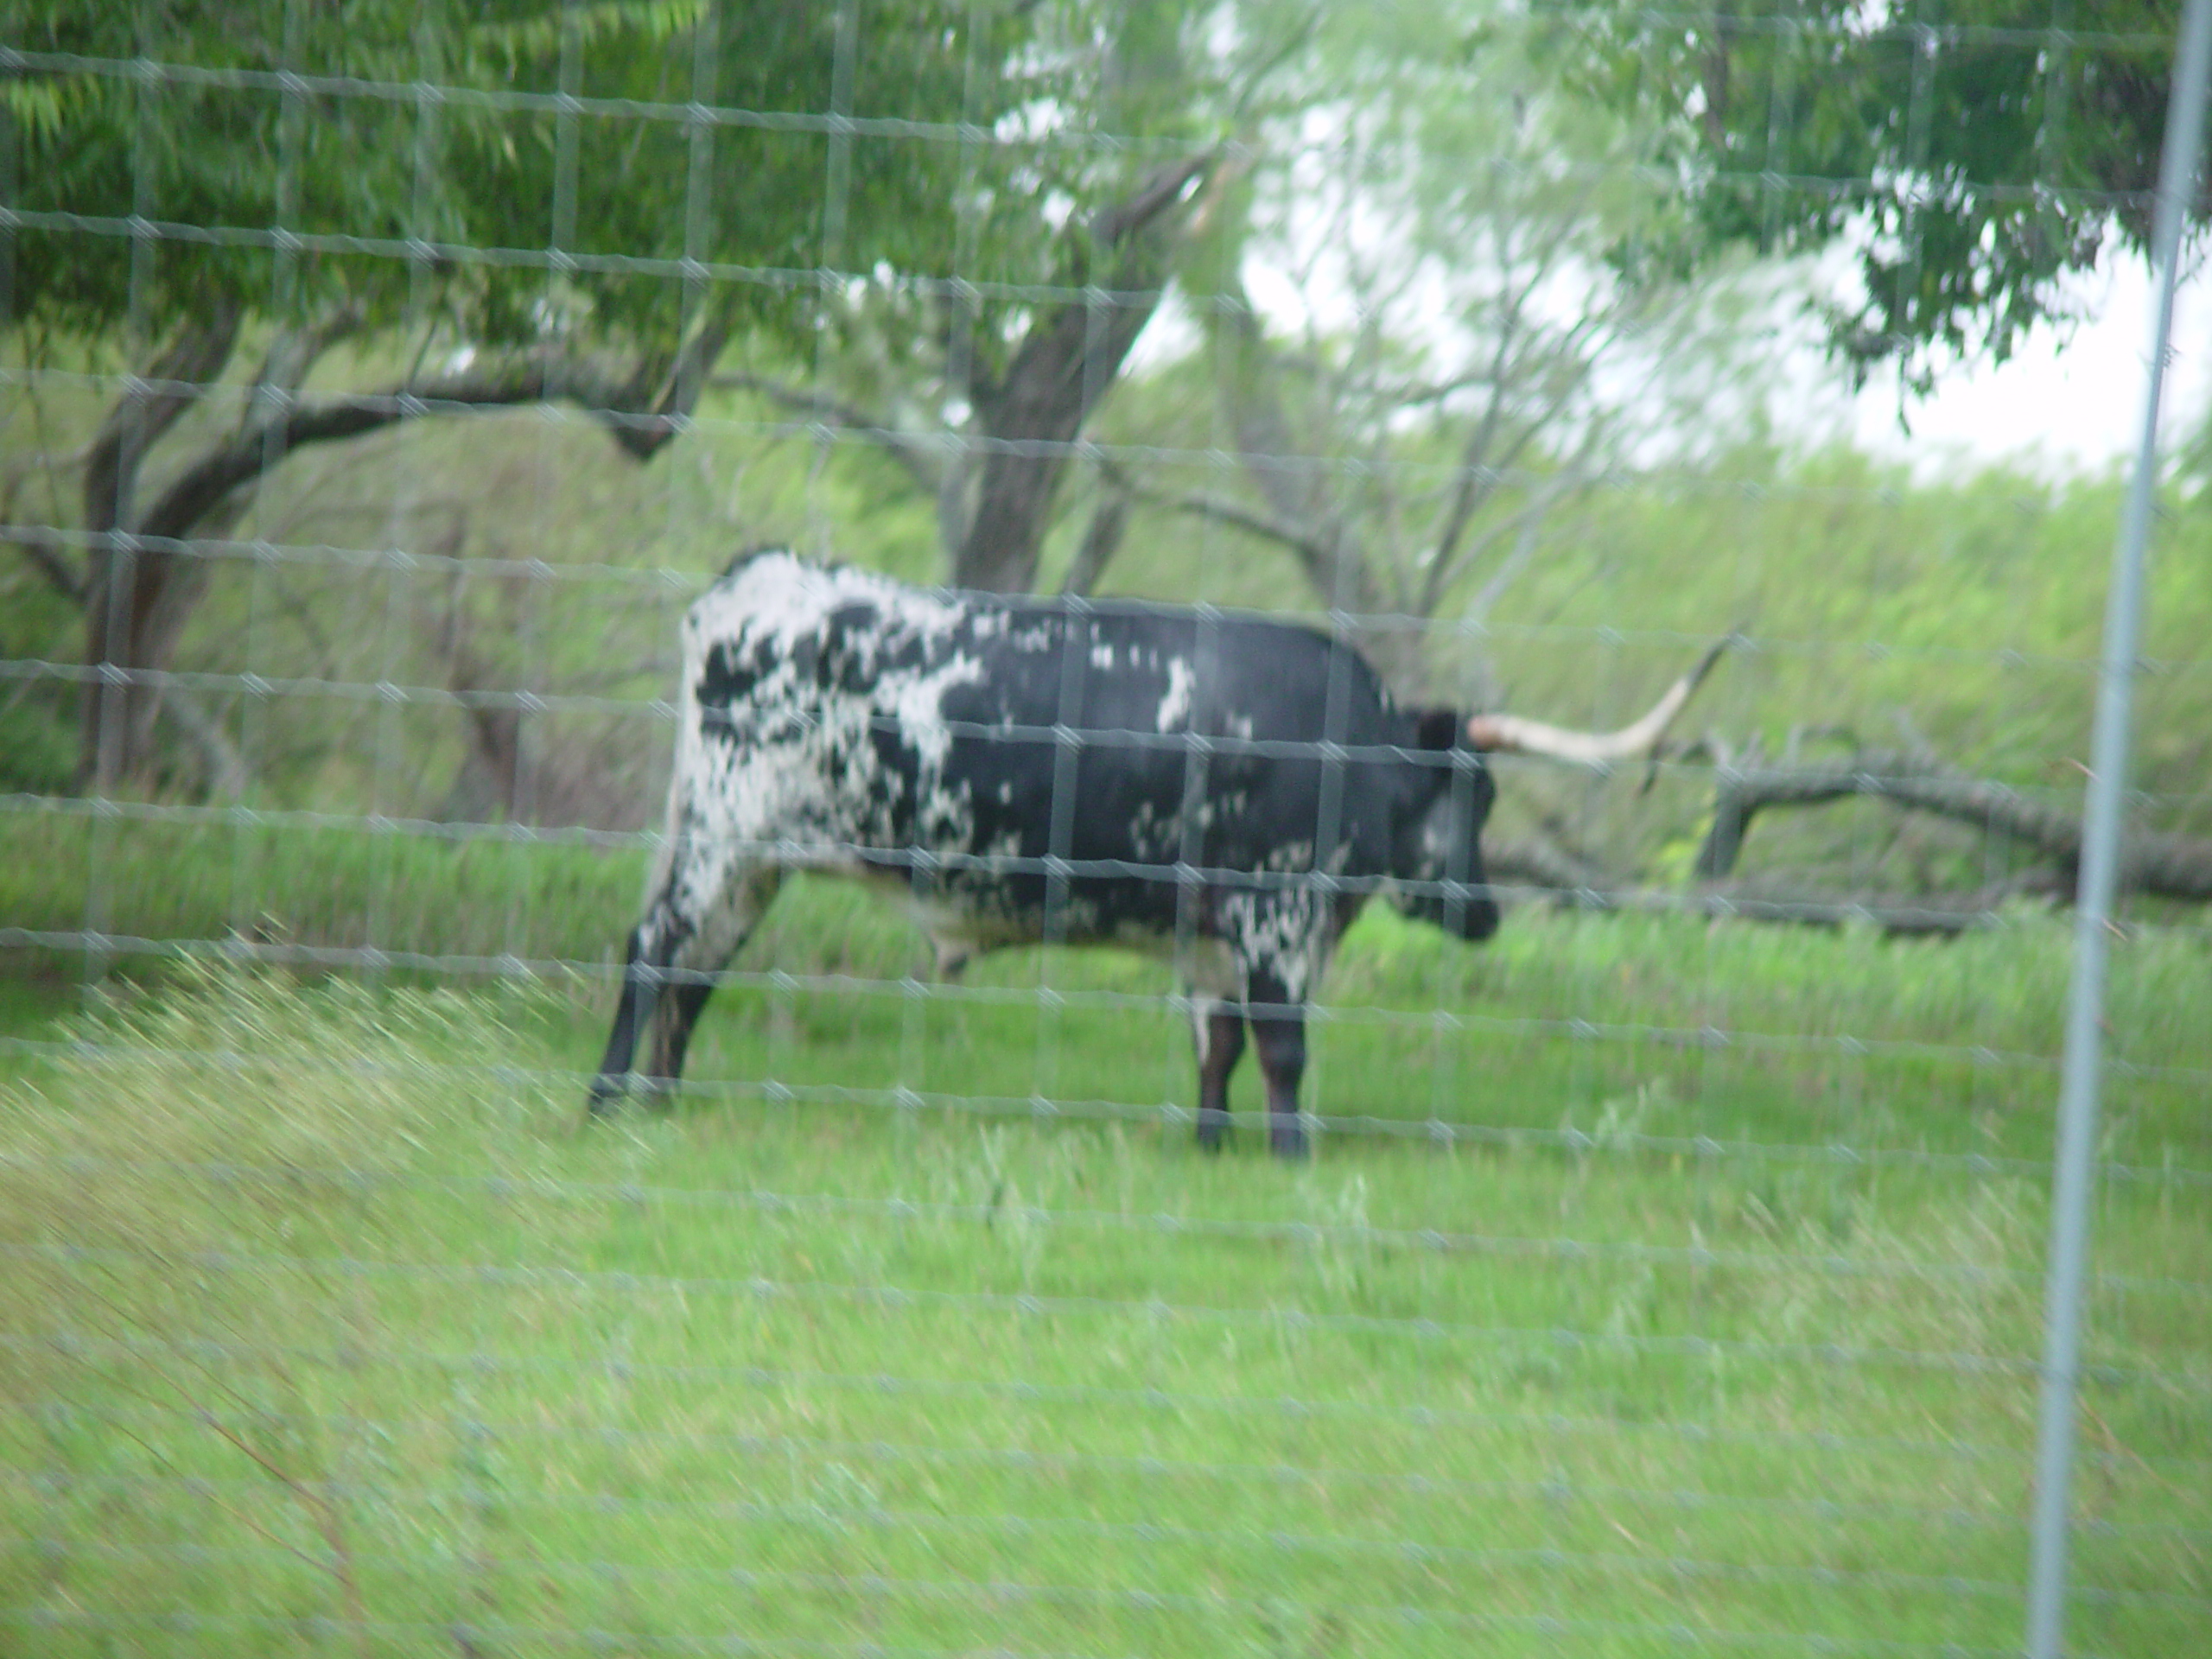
left=2024, top=1, right=2212, bottom=1652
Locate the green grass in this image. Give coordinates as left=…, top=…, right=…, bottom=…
left=1, top=855, right=2206, bottom=1656
left=4, top=807, right=2208, bottom=1172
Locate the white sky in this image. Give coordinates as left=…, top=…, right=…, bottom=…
left=1135, top=228, right=2212, bottom=486
left=1801, top=255, right=2212, bottom=481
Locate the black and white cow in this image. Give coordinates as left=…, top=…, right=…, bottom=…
left=588, top=548, right=1716, bottom=1155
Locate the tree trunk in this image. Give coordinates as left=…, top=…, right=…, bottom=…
left=952, top=156, right=1208, bottom=593
left=72, top=328, right=728, bottom=792
left=79, top=305, right=245, bottom=790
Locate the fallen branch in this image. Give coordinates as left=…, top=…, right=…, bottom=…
left=1695, top=747, right=2212, bottom=903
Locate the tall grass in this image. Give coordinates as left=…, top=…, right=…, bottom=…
left=5, top=809, right=2207, bottom=1173
left=0, top=958, right=2204, bottom=1657
left=0, top=966, right=564, bottom=1656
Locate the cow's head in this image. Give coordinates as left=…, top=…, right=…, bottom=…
left=1389, top=635, right=1736, bottom=940
left=1389, top=710, right=1501, bottom=940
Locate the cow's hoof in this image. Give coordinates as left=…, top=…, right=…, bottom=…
left=1269, top=1127, right=1308, bottom=1160
left=584, top=1079, right=626, bottom=1119
left=1195, top=1109, right=1231, bottom=1153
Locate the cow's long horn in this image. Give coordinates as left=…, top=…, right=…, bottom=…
left=1465, top=632, right=1738, bottom=765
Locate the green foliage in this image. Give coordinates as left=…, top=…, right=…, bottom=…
left=0, top=0, right=1046, bottom=352
left=1547, top=2, right=2184, bottom=387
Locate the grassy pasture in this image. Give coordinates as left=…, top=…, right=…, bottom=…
left=1, top=833, right=2207, bottom=1657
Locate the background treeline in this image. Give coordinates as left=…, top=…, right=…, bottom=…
left=8, top=365, right=2212, bottom=937
left=5, top=0, right=2211, bottom=940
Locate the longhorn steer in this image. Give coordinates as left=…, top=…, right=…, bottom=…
left=589, top=549, right=1717, bottom=1154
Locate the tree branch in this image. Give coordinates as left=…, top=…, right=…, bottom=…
left=3, top=467, right=86, bottom=601
left=83, top=301, right=245, bottom=539
left=1088, top=151, right=1214, bottom=250
left=135, top=345, right=708, bottom=545
left=4, top=530, right=86, bottom=602
left=157, top=685, right=251, bottom=801
left=1426, top=303, right=1527, bottom=580
left=79, top=333, right=720, bottom=788
left=1164, top=489, right=1339, bottom=587
left=712, top=370, right=946, bottom=499
left=1058, top=480, right=1129, bottom=597
left=234, top=303, right=366, bottom=435
left=1206, top=288, right=1394, bottom=623
left=1211, top=295, right=1319, bottom=532
left=607, top=311, right=737, bottom=461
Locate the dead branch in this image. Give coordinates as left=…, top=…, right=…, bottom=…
left=1694, top=746, right=2212, bottom=903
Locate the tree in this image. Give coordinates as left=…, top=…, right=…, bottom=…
left=716, top=0, right=1287, bottom=595
left=1545, top=1, right=2191, bottom=390
left=0, top=0, right=1085, bottom=788
left=1155, top=1, right=1760, bottom=696
left=729, top=145, right=1219, bottom=596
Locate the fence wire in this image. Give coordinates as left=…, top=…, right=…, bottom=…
left=3, top=6, right=2209, bottom=1659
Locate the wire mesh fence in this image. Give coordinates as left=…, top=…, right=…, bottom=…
left=3, top=4, right=2209, bottom=1656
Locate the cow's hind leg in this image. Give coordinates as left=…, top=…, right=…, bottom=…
left=588, top=916, right=677, bottom=1116
left=1246, top=976, right=1309, bottom=1160
left=641, top=867, right=781, bottom=1098
left=588, top=866, right=780, bottom=1116
left=1189, top=995, right=1247, bottom=1152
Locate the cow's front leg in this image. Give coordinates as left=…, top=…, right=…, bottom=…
left=1246, top=974, right=1308, bottom=1160
left=1189, top=996, right=1247, bottom=1151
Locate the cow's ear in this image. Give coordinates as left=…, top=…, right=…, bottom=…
left=1410, top=708, right=1461, bottom=751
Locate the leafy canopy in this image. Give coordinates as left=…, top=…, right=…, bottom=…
left=0, top=0, right=1090, bottom=353
left=1543, top=2, right=2186, bottom=388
